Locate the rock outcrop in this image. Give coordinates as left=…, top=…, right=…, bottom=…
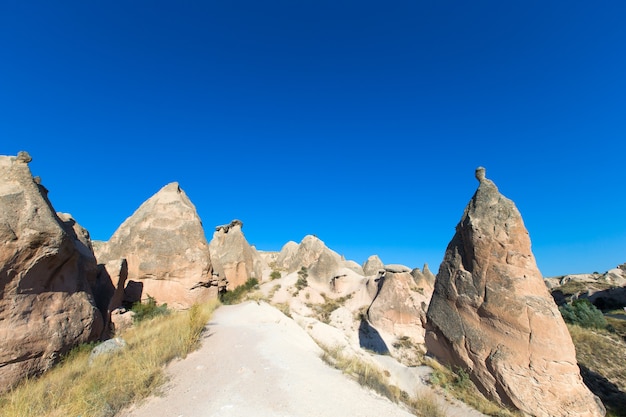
left=287, top=235, right=344, bottom=283
left=209, top=219, right=266, bottom=289
left=95, top=182, right=216, bottom=309
left=425, top=167, right=605, bottom=417
left=363, top=255, right=384, bottom=276
left=368, top=268, right=433, bottom=344
left=0, top=152, right=103, bottom=391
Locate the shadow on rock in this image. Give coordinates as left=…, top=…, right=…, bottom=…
left=580, top=364, right=626, bottom=416
left=358, top=318, right=389, bottom=355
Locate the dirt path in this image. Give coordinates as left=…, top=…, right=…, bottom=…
left=119, top=302, right=417, bottom=417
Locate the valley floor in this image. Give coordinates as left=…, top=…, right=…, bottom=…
left=118, top=302, right=483, bottom=417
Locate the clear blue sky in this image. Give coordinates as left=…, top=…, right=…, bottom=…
left=2, top=1, right=625, bottom=276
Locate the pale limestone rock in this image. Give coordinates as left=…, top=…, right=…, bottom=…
left=95, top=183, right=215, bottom=309
left=276, top=240, right=299, bottom=269
left=0, top=153, right=103, bottom=391
left=368, top=270, right=432, bottom=344
left=425, top=168, right=605, bottom=417
left=363, top=255, right=384, bottom=276
left=209, top=219, right=267, bottom=289
left=287, top=235, right=343, bottom=284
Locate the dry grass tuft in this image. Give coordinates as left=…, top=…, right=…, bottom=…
left=319, top=344, right=446, bottom=416
left=568, top=323, right=626, bottom=416
left=426, top=358, right=518, bottom=417
left=0, top=300, right=220, bottom=417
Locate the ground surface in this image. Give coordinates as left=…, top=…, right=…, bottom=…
left=119, top=302, right=484, bottom=417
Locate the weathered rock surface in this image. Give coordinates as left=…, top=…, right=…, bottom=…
left=368, top=269, right=433, bottom=344
left=363, top=255, right=384, bottom=276
left=275, top=240, right=299, bottom=269
left=287, top=235, right=344, bottom=283
left=411, top=263, right=436, bottom=287
left=95, top=182, right=216, bottom=309
left=94, top=258, right=129, bottom=336
left=0, top=152, right=103, bottom=391
left=209, top=219, right=267, bottom=289
left=546, top=267, right=626, bottom=310
left=425, top=167, right=605, bottom=417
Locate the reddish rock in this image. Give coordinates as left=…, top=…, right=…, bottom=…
left=0, top=152, right=103, bottom=391
left=425, top=167, right=604, bottom=417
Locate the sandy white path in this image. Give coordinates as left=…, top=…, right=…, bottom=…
left=119, top=301, right=417, bottom=417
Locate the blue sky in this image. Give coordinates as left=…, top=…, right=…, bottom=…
left=2, top=1, right=625, bottom=276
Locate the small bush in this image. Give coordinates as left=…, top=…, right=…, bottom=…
left=220, top=278, right=259, bottom=305
left=295, top=267, right=308, bottom=292
left=559, top=299, right=607, bottom=329
left=270, top=270, right=282, bottom=280
left=131, top=295, right=170, bottom=323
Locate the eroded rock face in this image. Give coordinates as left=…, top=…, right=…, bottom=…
left=0, top=153, right=103, bottom=391
left=95, top=183, right=215, bottom=309
left=209, top=219, right=266, bottom=289
left=425, top=167, right=604, bottom=417
left=368, top=269, right=433, bottom=344
left=363, top=255, right=384, bottom=276
left=287, top=235, right=343, bottom=284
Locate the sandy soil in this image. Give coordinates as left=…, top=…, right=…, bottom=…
left=119, top=302, right=418, bottom=417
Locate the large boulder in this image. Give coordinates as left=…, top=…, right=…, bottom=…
left=95, top=182, right=215, bottom=309
left=425, top=167, right=604, bottom=417
left=209, top=219, right=267, bottom=289
left=0, top=152, right=103, bottom=391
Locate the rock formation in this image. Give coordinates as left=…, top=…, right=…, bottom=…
left=425, top=167, right=605, bottom=417
left=275, top=240, right=299, bottom=269
left=368, top=268, right=433, bottom=344
left=0, top=152, right=103, bottom=391
left=363, top=255, right=384, bottom=276
left=95, top=182, right=216, bottom=309
left=286, top=235, right=344, bottom=283
left=209, top=219, right=266, bottom=289
left=94, top=258, right=128, bottom=336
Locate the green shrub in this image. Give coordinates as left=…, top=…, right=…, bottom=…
left=559, top=299, right=607, bottom=329
left=295, top=267, right=308, bottom=291
left=270, top=270, right=282, bottom=280
left=131, top=295, right=170, bottom=323
left=220, top=278, right=259, bottom=305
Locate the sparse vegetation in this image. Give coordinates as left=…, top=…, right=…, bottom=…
left=220, top=277, right=259, bottom=305
left=567, top=323, right=626, bottom=416
left=319, top=344, right=446, bottom=416
left=308, top=293, right=352, bottom=324
left=559, top=299, right=607, bottom=329
left=295, top=267, right=308, bottom=292
left=427, top=359, right=517, bottom=416
left=270, top=270, right=282, bottom=280
left=0, top=300, right=220, bottom=417
left=131, top=294, right=170, bottom=323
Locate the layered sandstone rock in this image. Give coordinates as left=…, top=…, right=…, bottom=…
left=95, top=182, right=215, bottom=309
left=425, top=167, right=604, bottom=417
left=209, top=219, right=267, bottom=289
left=0, top=152, right=103, bottom=391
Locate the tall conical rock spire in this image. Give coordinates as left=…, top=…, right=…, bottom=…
left=425, top=167, right=605, bottom=417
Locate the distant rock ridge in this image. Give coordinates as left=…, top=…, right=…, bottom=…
left=425, top=167, right=605, bottom=417
left=0, top=152, right=103, bottom=392
left=94, top=182, right=216, bottom=309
